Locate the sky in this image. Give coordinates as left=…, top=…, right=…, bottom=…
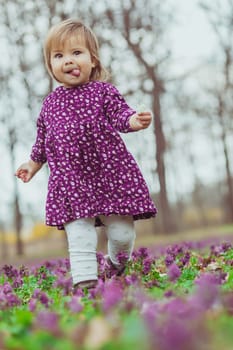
left=171, top=0, right=216, bottom=67
left=164, top=0, right=223, bottom=197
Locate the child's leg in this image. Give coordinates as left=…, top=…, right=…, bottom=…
left=102, top=215, right=136, bottom=268
left=64, top=218, right=98, bottom=285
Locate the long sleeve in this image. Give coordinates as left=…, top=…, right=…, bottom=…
left=30, top=107, right=47, bottom=164
left=102, top=83, right=136, bottom=133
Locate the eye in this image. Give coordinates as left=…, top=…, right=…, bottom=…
left=73, top=50, right=81, bottom=56
left=54, top=53, right=62, bottom=58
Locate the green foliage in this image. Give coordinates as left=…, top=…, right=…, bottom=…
left=1, top=240, right=233, bottom=350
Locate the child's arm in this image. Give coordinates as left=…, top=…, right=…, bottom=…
left=15, top=159, right=43, bottom=183
left=129, top=111, right=153, bottom=131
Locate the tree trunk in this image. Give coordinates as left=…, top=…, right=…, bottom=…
left=152, top=87, right=176, bottom=233
left=218, top=96, right=233, bottom=221
left=14, top=191, right=23, bottom=255
left=220, top=123, right=233, bottom=221
left=0, top=229, right=8, bottom=260
left=10, top=135, right=24, bottom=256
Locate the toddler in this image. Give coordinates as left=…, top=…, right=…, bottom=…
left=15, top=19, right=157, bottom=290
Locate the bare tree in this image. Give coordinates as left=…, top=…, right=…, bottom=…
left=199, top=0, right=233, bottom=221
left=1, top=1, right=24, bottom=255
left=1, top=0, right=51, bottom=255
left=92, top=0, right=177, bottom=233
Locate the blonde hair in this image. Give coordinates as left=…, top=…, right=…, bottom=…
left=44, top=19, right=109, bottom=82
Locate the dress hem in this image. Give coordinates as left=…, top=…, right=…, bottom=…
left=46, top=210, right=157, bottom=230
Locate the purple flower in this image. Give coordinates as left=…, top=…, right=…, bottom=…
left=97, top=251, right=105, bottom=265
left=166, top=244, right=184, bottom=258
left=32, top=289, right=51, bottom=308
left=142, top=257, right=153, bottom=274
left=193, top=273, right=220, bottom=309
left=2, top=265, right=18, bottom=279
left=116, top=251, right=129, bottom=265
left=39, top=292, right=50, bottom=307
left=66, top=296, right=83, bottom=313
left=97, top=252, right=106, bottom=277
left=12, top=276, right=23, bottom=289
left=32, top=288, right=41, bottom=298
left=164, top=290, right=174, bottom=298
left=157, top=317, right=197, bottom=350
left=0, top=282, right=21, bottom=309
left=141, top=300, right=158, bottom=323
left=162, top=297, right=199, bottom=320
left=3, top=282, right=13, bottom=294
left=102, top=256, right=121, bottom=279
left=28, top=298, right=37, bottom=312
left=141, top=298, right=159, bottom=346
left=221, top=241, right=232, bottom=252
left=89, top=279, right=105, bottom=299
left=19, top=266, right=29, bottom=277
left=195, top=272, right=220, bottom=288
left=125, top=273, right=139, bottom=286
left=210, top=242, right=231, bottom=256
left=179, top=252, right=191, bottom=266
left=146, top=280, right=160, bottom=288
left=44, top=260, right=57, bottom=271
left=137, top=247, right=149, bottom=259
left=167, top=263, right=181, bottom=282
left=0, top=288, right=21, bottom=309
left=43, top=258, right=70, bottom=272
left=102, top=280, right=123, bottom=312
left=165, top=254, right=175, bottom=267
left=36, top=311, right=60, bottom=336
left=222, top=292, right=233, bottom=315
left=157, top=298, right=207, bottom=350
left=210, top=244, right=223, bottom=256
left=53, top=276, right=73, bottom=295
left=5, top=293, right=21, bottom=307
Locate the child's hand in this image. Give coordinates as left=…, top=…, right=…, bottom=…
left=129, top=111, right=152, bottom=131
left=15, top=163, right=34, bottom=182
left=15, top=160, right=42, bottom=183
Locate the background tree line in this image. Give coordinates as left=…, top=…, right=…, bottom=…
left=0, top=0, right=232, bottom=256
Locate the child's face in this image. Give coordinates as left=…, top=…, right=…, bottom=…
left=50, top=35, right=95, bottom=87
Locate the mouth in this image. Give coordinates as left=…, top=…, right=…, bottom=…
left=66, top=68, right=80, bottom=77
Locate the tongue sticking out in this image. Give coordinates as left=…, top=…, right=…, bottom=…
left=70, top=69, right=80, bottom=77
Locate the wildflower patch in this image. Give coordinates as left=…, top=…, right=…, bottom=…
left=1, top=238, right=233, bottom=350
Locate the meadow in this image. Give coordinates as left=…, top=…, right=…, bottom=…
left=1, top=231, right=233, bottom=350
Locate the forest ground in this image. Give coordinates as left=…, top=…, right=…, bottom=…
left=1, top=223, right=233, bottom=267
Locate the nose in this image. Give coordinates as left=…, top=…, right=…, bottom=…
left=64, top=55, right=74, bottom=65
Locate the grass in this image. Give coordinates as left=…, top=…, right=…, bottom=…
left=1, top=238, right=233, bottom=350
left=1, top=223, right=233, bottom=267
left=135, top=223, right=233, bottom=247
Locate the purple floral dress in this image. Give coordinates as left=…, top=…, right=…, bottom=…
left=31, top=81, right=157, bottom=229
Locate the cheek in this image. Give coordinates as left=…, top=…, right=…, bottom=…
left=52, top=64, right=61, bottom=74
left=50, top=59, right=60, bottom=71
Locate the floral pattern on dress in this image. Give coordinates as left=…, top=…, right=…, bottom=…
left=31, top=81, right=157, bottom=229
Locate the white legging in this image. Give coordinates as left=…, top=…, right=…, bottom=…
left=64, top=215, right=136, bottom=284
